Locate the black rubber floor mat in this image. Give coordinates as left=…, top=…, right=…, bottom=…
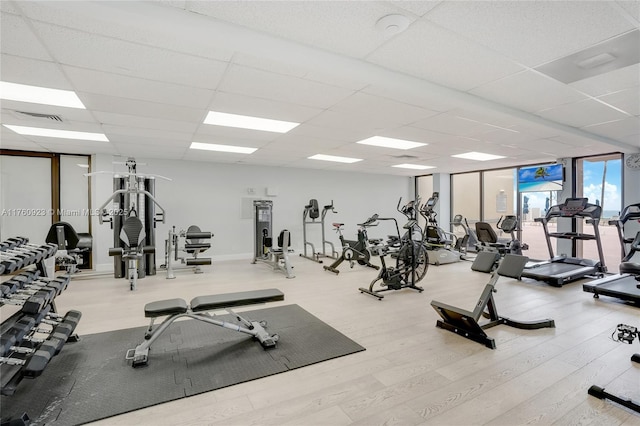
left=1, top=304, right=365, bottom=425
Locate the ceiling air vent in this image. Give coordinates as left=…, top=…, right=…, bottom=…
left=13, top=110, right=63, bottom=122
left=392, top=154, right=419, bottom=159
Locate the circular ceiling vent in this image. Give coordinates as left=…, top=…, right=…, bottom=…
left=375, top=14, right=411, bottom=36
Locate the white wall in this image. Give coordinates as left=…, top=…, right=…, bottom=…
left=89, top=156, right=413, bottom=270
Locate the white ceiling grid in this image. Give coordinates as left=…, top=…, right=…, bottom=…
left=0, top=0, right=638, bottom=176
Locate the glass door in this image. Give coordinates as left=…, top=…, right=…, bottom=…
left=575, top=154, right=623, bottom=272
left=519, top=190, right=559, bottom=261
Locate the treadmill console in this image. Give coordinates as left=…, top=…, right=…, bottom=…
left=546, top=198, right=601, bottom=219
left=561, top=198, right=588, bottom=216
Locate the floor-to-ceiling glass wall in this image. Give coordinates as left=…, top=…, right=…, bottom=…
left=576, top=154, right=623, bottom=272
left=451, top=172, right=480, bottom=247
left=517, top=163, right=564, bottom=261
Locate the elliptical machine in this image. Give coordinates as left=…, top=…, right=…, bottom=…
left=323, top=216, right=380, bottom=274
left=300, top=199, right=338, bottom=263
left=420, top=192, right=463, bottom=265
left=451, top=214, right=478, bottom=254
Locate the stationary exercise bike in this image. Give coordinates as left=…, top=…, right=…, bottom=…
left=323, top=216, right=380, bottom=274
left=359, top=198, right=429, bottom=300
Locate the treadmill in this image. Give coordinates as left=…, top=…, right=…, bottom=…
left=521, top=198, right=606, bottom=286
left=583, top=203, right=640, bottom=304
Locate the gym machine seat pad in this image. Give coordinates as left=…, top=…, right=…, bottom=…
left=144, top=289, right=284, bottom=318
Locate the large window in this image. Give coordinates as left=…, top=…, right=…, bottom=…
left=482, top=169, right=516, bottom=224
left=576, top=154, right=623, bottom=272
left=451, top=172, right=480, bottom=223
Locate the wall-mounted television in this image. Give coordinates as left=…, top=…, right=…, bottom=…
left=518, top=163, right=564, bottom=192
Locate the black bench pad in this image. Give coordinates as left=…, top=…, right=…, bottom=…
left=144, top=298, right=188, bottom=318
left=190, top=289, right=284, bottom=312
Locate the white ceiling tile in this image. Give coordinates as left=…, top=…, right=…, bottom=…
left=266, top=134, right=346, bottom=151
left=209, top=92, right=322, bottom=123
left=423, top=1, right=635, bottom=67
left=616, top=1, right=640, bottom=22
left=16, top=2, right=234, bottom=61
left=80, top=94, right=205, bottom=123
left=537, top=99, right=630, bottom=128
left=186, top=1, right=414, bottom=58
left=362, top=84, right=457, bottom=113
left=193, top=125, right=280, bottom=144
left=470, top=70, right=588, bottom=113
left=108, top=135, right=190, bottom=149
left=366, top=20, right=524, bottom=91
left=583, top=117, right=640, bottom=139
left=411, top=113, right=488, bottom=136
left=21, top=140, right=117, bottom=155
left=304, top=110, right=396, bottom=135
left=330, top=92, right=440, bottom=127
left=597, top=87, right=640, bottom=116
left=286, top=123, right=369, bottom=143
left=31, top=22, right=229, bottom=90
left=219, top=65, right=355, bottom=109
left=0, top=55, right=72, bottom=90
left=93, top=111, right=198, bottom=134
left=0, top=12, right=52, bottom=61
left=392, top=1, right=443, bottom=17
left=61, top=66, right=214, bottom=109
left=569, top=64, right=640, bottom=97
left=102, top=124, right=193, bottom=143
left=231, top=53, right=308, bottom=79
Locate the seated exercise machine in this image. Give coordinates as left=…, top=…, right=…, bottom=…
left=587, top=323, right=640, bottom=414
left=44, top=222, right=92, bottom=274
left=163, top=225, right=213, bottom=279
left=431, top=254, right=555, bottom=349
left=323, top=216, right=380, bottom=274
left=300, top=199, right=338, bottom=263
left=359, top=198, right=429, bottom=300
left=251, top=200, right=294, bottom=279
left=420, top=192, right=463, bottom=266
left=521, top=197, right=606, bottom=286
left=472, top=215, right=528, bottom=273
left=583, top=203, right=640, bottom=304
left=126, top=288, right=284, bottom=367
left=451, top=214, right=478, bottom=255
left=108, top=216, right=155, bottom=290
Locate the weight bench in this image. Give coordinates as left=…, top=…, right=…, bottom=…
left=126, top=288, right=284, bottom=368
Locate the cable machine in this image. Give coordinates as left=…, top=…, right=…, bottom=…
left=90, top=158, right=167, bottom=282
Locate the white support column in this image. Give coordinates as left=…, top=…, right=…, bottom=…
left=90, top=154, right=116, bottom=271
left=433, top=173, right=451, bottom=232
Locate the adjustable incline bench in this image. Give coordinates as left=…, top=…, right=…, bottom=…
left=126, top=288, right=284, bottom=368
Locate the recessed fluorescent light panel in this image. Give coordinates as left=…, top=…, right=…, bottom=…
left=3, top=124, right=108, bottom=141
left=0, top=81, right=86, bottom=109
left=452, top=152, right=505, bottom=161
left=308, top=154, right=362, bottom=164
left=392, top=164, right=435, bottom=170
left=204, top=111, right=299, bottom=133
left=356, top=136, right=426, bottom=150
left=189, top=142, right=257, bottom=154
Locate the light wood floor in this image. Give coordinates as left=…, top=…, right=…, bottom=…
left=49, top=253, right=640, bottom=426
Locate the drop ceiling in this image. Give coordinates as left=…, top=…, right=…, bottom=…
left=0, top=0, right=638, bottom=176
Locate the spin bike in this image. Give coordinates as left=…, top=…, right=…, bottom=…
left=323, top=215, right=380, bottom=274
left=359, top=198, right=429, bottom=300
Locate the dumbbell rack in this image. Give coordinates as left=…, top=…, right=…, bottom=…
left=0, top=237, right=81, bottom=399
